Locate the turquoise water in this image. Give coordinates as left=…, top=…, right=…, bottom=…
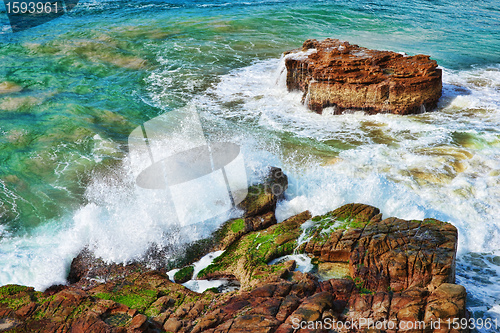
left=0, top=0, right=499, bottom=330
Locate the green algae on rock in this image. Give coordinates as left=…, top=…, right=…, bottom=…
left=196, top=211, right=311, bottom=288
left=173, top=266, right=195, bottom=284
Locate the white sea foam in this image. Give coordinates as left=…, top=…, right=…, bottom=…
left=191, top=250, right=224, bottom=279
left=268, top=254, right=313, bottom=273
left=284, top=48, right=317, bottom=61
left=167, top=268, right=179, bottom=281
left=0, top=136, right=240, bottom=290
left=169, top=250, right=240, bottom=294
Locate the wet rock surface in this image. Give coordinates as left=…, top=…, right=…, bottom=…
left=0, top=170, right=467, bottom=332
left=285, top=38, right=442, bottom=115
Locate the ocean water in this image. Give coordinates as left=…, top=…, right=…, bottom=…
left=0, top=0, right=499, bottom=329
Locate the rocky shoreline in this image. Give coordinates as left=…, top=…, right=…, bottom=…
left=0, top=167, right=468, bottom=332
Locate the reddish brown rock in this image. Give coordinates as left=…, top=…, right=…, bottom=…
left=303, top=205, right=458, bottom=294
left=285, top=38, right=442, bottom=114
left=424, top=283, right=468, bottom=332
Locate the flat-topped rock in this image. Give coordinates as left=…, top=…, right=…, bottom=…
left=285, top=38, right=442, bottom=114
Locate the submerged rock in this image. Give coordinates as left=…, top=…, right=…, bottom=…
left=285, top=38, right=442, bottom=115
left=0, top=81, right=22, bottom=95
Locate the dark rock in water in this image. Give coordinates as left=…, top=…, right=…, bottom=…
left=43, top=284, right=68, bottom=296
left=67, top=247, right=146, bottom=289
left=238, top=166, right=288, bottom=217
left=285, top=38, right=442, bottom=115
left=67, top=247, right=99, bottom=285
left=0, top=171, right=468, bottom=332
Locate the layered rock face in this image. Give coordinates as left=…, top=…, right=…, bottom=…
left=285, top=39, right=442, bottom=114
left=0, top=169, right=468, bottom=333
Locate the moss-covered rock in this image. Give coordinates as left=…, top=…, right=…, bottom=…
left=230, top=218, right=245, bottom=233
left=237, top=166, right=288, bottom=217
left=0, top=285, right=33, bottom=297
left=0, top=285, right=38, bottom=311
left=174, top=266, right=194, bottom=284
left=197, top=211, right=312, bottom=289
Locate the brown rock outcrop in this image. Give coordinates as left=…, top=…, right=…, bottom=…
left=285, top=38, right=442, bottom=114
left=302, top=204, right=458, bottom=293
